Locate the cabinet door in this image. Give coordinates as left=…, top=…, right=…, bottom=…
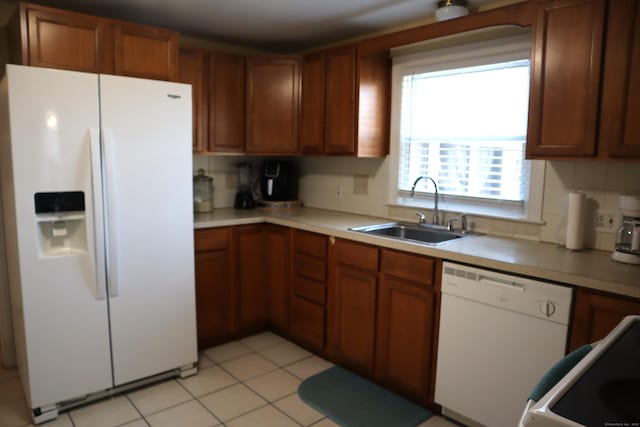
left=209, top=53, right=246, bottom=153
left=179, top=48, right=208, bottom=153
left=289, top=230, right=328, bottom=353
left=328, top=240, right=378, bottom=374
left=356, top=53, right=391, bottom=157
left=300, top=52, right=326, bottom=154
left=25, top=5, right=105, bottom=73
left=376, top=276, right=435, bottom=403
left=569, top=288, right=640, bottom=351
left=289, top=296, right=326, bottom=353
left=233, top=225, right=268, bottom=333
left=113, top=22, right=178, bottom=81
left=195, top=250, right=232, bottom=349
left=265, top=225, right=290, bottom=334
left=246, top=57, right=300, bottom=154
left=325, top=45, right=356, bottom=154
left=599, top=0, right=640, bottom=157
left=194, top=228, right=232, bottom=349
left=527, top=0, right=606, bottom=158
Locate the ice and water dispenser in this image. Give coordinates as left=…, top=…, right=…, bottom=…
left=34, top=191, right=87, bottom=256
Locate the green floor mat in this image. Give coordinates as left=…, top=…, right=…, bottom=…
left=298, top=366, right=432, bottom=427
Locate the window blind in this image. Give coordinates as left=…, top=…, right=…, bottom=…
left=398, top=59, right=531, bottom=204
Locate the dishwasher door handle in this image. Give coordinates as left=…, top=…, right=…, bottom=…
left=479, top=276, right=525, bottom=292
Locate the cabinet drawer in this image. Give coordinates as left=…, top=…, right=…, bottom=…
left=335, top=239, right=379, bottom=272
left=293, top=230, right=327, bottom=259
left=294, top=254, right=326, bottom=282
left=381, top=250, right=435, bottom=287
left=195, top=227, right=229, bottom=252
left=290, top=295, right=325, bottom=350
left=294, top=275, right=326, bottom=305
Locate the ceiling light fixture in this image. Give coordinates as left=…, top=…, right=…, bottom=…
left=435, top=0, right=469, bottom=22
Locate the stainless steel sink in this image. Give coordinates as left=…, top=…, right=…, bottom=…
left=349, top=222, right=480, bottom=246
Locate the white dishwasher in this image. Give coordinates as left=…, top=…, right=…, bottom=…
left=434, top=262, right=573, bottom=427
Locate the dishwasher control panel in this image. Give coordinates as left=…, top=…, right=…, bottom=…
left=442, top=262, right=573, bottom=325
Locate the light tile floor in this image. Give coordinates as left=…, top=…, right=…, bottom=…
left=0, top=332, right=459, bottom=427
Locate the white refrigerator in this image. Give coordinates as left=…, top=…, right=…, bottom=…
left=0, top=64, right=198, bottom=423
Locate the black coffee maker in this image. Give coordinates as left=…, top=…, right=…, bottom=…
left=260, top=160, right=298, bottom=201
left=234, top=162, right=254, bottom=209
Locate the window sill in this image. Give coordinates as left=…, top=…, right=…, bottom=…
left=388, top=197, right=545, bottom=225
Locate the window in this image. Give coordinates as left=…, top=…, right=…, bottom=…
left=389, top=31, right=544, bottom=222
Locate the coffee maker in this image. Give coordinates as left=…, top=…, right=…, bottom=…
left=260, top=160, right=298, bottom=201
left=612, top=194, right=640, bottom=265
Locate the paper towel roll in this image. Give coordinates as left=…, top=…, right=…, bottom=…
left=566, top=191, right=585, bottom=250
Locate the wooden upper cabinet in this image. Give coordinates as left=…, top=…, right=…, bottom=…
left=325, top=45, right=357, bottom=154
left=9, top=2, right=178, bottom=81
left=246, top=57, right=300, bottom=154
left=526, top=0, right=606, bottom=158
left=302, top=44, right=390, bottom=157
left=178, top=48, right=208, bottom=152
left=14, top=3, right=105, bottom=73
left=209, top=53, right=246, bottom=153
left=598, top=0, right=640, bottom=158
left=300, top=52, right=326, bottom=154
left=112, top=22, right=178, bottom=81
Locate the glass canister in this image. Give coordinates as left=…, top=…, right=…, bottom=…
left=193, top=169, right=214, bottom=213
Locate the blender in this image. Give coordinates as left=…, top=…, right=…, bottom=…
left=234, top=162, right=255, bottom=209
left=612, top=194, right=640, bottom=265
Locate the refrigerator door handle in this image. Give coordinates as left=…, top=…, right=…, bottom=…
left=89, top=129, right=107, bottom=301
left=102, top=127, right=119, bottom=298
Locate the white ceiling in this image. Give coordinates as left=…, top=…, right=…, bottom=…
left=25, top=0, right=497, bottom=52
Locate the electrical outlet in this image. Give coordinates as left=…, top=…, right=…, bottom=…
left=336, top=185, right=344, bottom=200
left=595, top=210, right=619, bottom=233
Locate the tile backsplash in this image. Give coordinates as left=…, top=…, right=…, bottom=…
left=193, top=155, right=263, bottom=209
left=196, top=154, right=640, bottom=252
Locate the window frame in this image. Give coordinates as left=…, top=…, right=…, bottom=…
left=387, top=31, right=545, bottom=224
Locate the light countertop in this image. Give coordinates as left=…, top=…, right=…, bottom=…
left=195, top=207, right=640, bottom=299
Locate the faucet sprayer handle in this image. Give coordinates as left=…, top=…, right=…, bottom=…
left=447, top=218, right=459, bottom=231
left=460, top=214, right=468, bottom=233
left=416, top=212, right=427, bottom=224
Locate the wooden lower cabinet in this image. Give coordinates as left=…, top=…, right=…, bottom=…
left=328, top=239, right=379, bottom=374
left=233, top=224, right=291, bottom=335
left=233, top=225, right=268, bottom=333
left=265, top=225, right=291, bottom=335
left=289, top=230, right=328, bottom=353
left=569, top=288, right=640, bottom=351
left=194, top=227, right=233, bottom=349
left=375, top=250, right=439, bottom=404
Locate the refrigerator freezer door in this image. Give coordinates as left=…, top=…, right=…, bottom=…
left=98, top=74, right=197, bottom=386
left=1, top=65, right=112, bottom=408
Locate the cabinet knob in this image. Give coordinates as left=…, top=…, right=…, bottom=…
left=329, top=236, right=336, bottom=245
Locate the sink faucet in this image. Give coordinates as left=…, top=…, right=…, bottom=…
left=410, top=176, right=440, bottom=225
